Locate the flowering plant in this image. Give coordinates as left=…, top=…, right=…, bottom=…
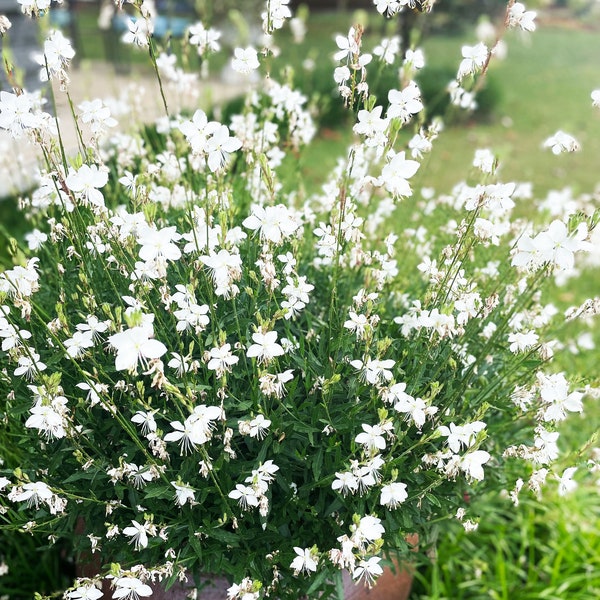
left=0, top=1, right=599, bottom=599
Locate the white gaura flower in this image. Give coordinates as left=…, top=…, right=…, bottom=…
left=459, top=450, right=491, bottom=481
left=352, top=556, right=383, bottom=586
left=231, top=46, right=260, bottom=74
left=243, top=204, right=300, bottom=245
left=592, top=90, right=600, bottom=108
left=380, top=151, right=420, bottom=198
left=380, top=482, right=408, bottom=508
left=290, top=546, right=318, bottom=575
left=556, top=467, right=577, bottom=496
left=543, top=130, right=580, bottom=155
left=107, top=326, right=167, bottom=372
left=137, top=225, right=181, bottom=262
left=332, top=471, right=359, bottom=496
left=12, top=481, right=53, bottom=508
left=246, top=330, right=285, bottom=364
left=66, top=164, right=109, bottom=210
left=65, top=583, right=103, bottom=600
left=14, top=350, right=47, bottom=380
left=352, top=515, right=385, bottom=547
left=112, top=577, right=153, bottom=600
left=355, top=424, right=387, bottom=452
left=457, top=42, right=488, bottom=80
left=171, top=481, right=195, bottom=506
left=228, top=484, right=259, bottom=510
left=207, top=343, right=239, bottom=377
left=0, top=90, right=42, bottom=138
left=205, top=124, right=242, bottom=172
left=122, top=519, right=149, bottom=550
left=508, top=2, right=537, bottom=32
left=387, top=81, right=423, bottom=123
left=350, top=357, right=395, bottom=385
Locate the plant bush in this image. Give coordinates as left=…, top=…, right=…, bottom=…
left=0, top=2, right=598, bottom=600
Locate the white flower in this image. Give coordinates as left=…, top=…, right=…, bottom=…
left=112, top=577, right=153, bottom=600
left=246, top=330, right=285, bottom=364
left=66, top=164, right=108, bottom=210
left=243, top=204, right=300, bottom=245
left=543, top=131, right=580, bottom=155
left=12, top=481, right=53, bottom=508
left=355, top=424, right=387, bottom=452
left=380, top=151, right=420, bottom=198
left=380, top=482, right=408, bottom=508
left=231, top=46, right=260, bottom=74
left=592, top=89, right=600, bottom=108
left=457, top=42, right=488, bottom=80
left=332, top=471, right=359, bottom=496
left=387, top=82, right=423, bottom=123
left=556, top=467, right=577, bottom=496
left=171, top=481, right=195, bottom=506
left=66, top=584, right=103, bottom=600
left=352, top=556, right=383, bottom=586
left=290, top=547, right=318, bottom=575
left=353, top=515, right=385, bottom=547
left=123, top=520, right=149, bottom=550
left=228, top=484, right=259, bottom=510
left=108, top=326, right=167, bottom=372
left=508, top=2, right=537, bottom=32
left=459, top=450, right=491, bottom=481
left=207, top=343, right=239, bottom=377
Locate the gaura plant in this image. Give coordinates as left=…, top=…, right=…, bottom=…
left=0, top=1, right=599, bottom=599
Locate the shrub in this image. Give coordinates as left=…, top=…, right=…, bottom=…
left=0, top=2, right=598, bottom=600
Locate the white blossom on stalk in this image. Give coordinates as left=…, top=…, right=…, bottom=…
left=11, top=481, right=53, bottom=508
left=387, top=82, right=423, bottom=123
left=231, top=46, right=260, bottom=74
left=188, top=21, right=221, bottom=56
left=380, top=151, right=420, bottom=198
left=355, top=424, right=387, bottom=452
left=112, top=577, right=153, bottom=599
left=263, top=0, right=292, bottom=32
left=373, top=0, right=401, bottom=16
left=508, top=2, right=537, bottom=32
left=65, top=583, right=103, bottom=600
left=592, top=90, right=600, bottom=108
left=171, top=481, right=195, bottom=506
left=459, top=450, right=491, bottom=481
left=457, top=42, right=488, bottom=80
left=290, top=546, right=318, bottom=575
left=380, top=482, right=408, bottom=508
left=352, top=515, right=385, bottom=547
left=350, top=357, right=395, bottom=385
left=137, top=225, right=181, bottom=263
left=243, top=204, right=300, bottom=245
left=122, top=520, right=149, bottom=550
left=0, top=91, right=42, bottom=138
left=122, top=19, right=151, bottom=47
left=107, top=326, right=167, bottom=372
left=205, top=124, right=242, bottom=172
left=17, top=0, right=50, bottom=16
left=246, top=330, right=285, bottom=364
left=543, top=131, right=580, bottom=155
left=207, top=343, right=239, bottom=377
left=14, top=350, right=47, bottom=380
left=556, top=467, right=577, bottom=496
left=0, top=16, right=11, bottom=33
left=332, top=471, right=359, bottom=496
left=353, top=556, right=383, bottom=586
left=36, top=30, right=75, bottom=87
left=66, top=164, right=109, bottom=211
left=228, top=484, right=259, bottom=510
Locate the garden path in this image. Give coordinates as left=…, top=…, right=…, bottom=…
left=0, top=60, right=248, bottom=198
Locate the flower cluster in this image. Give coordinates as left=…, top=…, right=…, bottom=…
left=0, top=2, right=598, bottom=600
